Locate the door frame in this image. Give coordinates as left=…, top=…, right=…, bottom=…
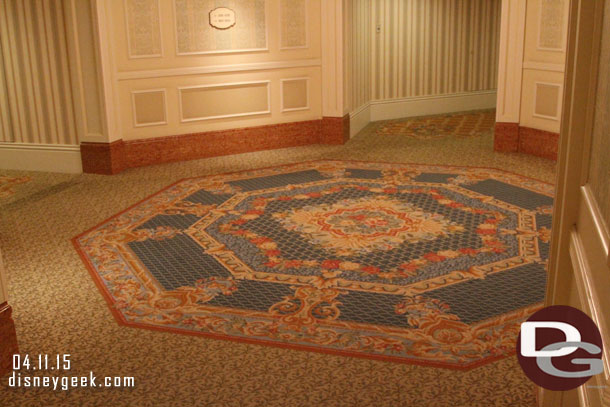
left=543, top=0, right=609, bottom=406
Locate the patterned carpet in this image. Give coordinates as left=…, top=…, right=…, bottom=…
left=74, top=160, right=552, bottom=369
left=0, top=111, right=558, bottom=406
left=375, top=110, right=495, bottom=139
left=0, top=175, right=30, bottom=198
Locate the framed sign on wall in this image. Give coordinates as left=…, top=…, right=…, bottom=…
left=209, top=7, right=236, bottom=30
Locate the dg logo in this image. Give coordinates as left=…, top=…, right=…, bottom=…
left=517, top=305, right=604, bottom=391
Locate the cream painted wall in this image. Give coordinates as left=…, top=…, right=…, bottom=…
left=104, top=0, right=325, bottom=141
left=0, top=0, right=345, bottom=171
left=496, top=0, right=569, bottom=133
left=519, top=0, right=568, bottom=133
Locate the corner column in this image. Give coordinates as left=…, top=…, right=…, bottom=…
left=78, top=0, right=125, bottom=174
left=321, top=0, right=350, bottom=145
left=494, top=0, right=526, bottom=152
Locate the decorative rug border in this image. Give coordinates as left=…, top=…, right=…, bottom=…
left=72, top=159, right=553, bottom=370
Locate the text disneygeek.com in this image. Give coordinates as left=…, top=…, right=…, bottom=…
left=7, top=354, right=135, bottom=391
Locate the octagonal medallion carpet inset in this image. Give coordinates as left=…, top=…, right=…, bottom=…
left=73, top=161, right=554, bottom=369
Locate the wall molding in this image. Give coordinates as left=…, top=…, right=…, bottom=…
left=368, top=91, right=497, bottom=122
left=131, top=88, right=168, bottom=127
left=532, top=81, right=563, bottom=121
left=178, top=80, right=271, bottom=123
left=124, top=0, right=163, bottom=59
left=172, top=0, right=269, bottom=56
left=536, top=0, right=569, bottom=52
left=0, top=143, right=82, bottom=173
left=116, top=59, right=322, bottom=81
left=279, top=0, right=309, bottom=50
left=280, top=77, right=310, bottom=112
left=522, top=61, right=565, bottom=73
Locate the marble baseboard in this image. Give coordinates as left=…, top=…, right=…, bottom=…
left=81, top=117, right=350, bottom=175
left=518, top=127, right=559, bottom=161
left=80, top=140, right=125, bottom=175
left=321, top=115, right=350, bottom=145
left=493, top=122, right=520, bottom=153
left=0, top=303, right=18, bottom=378
left=494, top=122, right=559, bottom=161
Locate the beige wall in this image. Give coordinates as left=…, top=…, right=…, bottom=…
left=105, top=0, right=323, bottom=141
left=520, top=0, right=568, bottom=133
left=496, top=0, right=569, bottom=133
left=588, top=0, right=610, bottom=227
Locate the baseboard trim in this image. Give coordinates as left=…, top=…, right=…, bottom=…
left=494, top=123, right=559, bottom=161
left=350, top=103, right=371, bottom=138
left=0, top=143, right=82, bottom=173
left=349, top=91, right=497, bottom=137
left=368, top=91, right=497, bottom=121
left=80, top=117, right=349, bottom=174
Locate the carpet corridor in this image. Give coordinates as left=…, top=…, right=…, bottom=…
left=0, top=111, right=556, bottom=406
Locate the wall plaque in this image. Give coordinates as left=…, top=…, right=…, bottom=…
left=209, top=7, right=236, bottom=30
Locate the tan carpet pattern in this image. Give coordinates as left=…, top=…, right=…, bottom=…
left=375, top=110, right=496, bottom=139
left=0, top=112, right=556, bottom=406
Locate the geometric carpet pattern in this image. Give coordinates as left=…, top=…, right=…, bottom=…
left=73, top=160, right=554, bottom=369
left=376, top=110, right=496, bottom=139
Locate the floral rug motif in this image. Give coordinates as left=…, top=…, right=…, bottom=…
left=0, top=175, right=31, bottom=198
left=73, top=160, right=553, bottom=369
left=376, top=110, right=496, bottom=139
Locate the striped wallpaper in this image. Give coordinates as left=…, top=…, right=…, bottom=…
left=348, top=0, right=373, bottom=112
left=349, top=0, right=501, bottom=110
left=0, top=0, right=79, bottom=145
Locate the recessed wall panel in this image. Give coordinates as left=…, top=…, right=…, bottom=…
left=538, top=0, right=566, bottom=51
left=280, top=0, right=307, bottom=49
left=534, top=83, right=560, bottom=119
left=125, top=0, right=162, bottom=58
left=132, top=90, right=167, bottom=126
left=281, top=78, right=308, bottom=111
left=180, top=82, right=270, bottom=121
left=174, top=0, right=267, bottom=55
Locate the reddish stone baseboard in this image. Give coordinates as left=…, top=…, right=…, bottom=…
left=80, top=140, right=126, bottom=175
left=322, top=115, right=350, bottom=145
left=518, top=127, right=559, bottom=161
left=81, top=116, right=350, bottom=175
left=494, top=123, right=559, bottom=161
left=0, top=303, right=18, bottom=378
left=493, top=122, right=520, bottom=153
